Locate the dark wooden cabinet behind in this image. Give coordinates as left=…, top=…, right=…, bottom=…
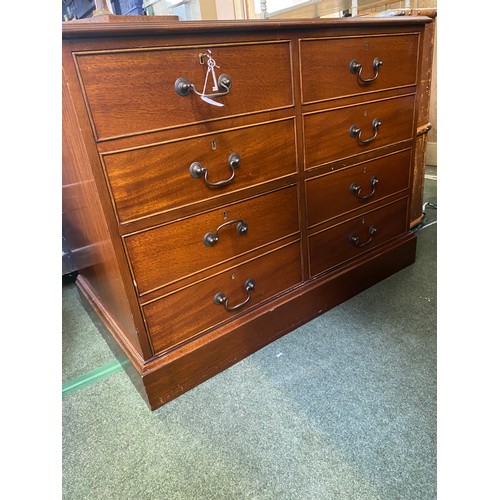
left=62, top=15, right=432, bottom=410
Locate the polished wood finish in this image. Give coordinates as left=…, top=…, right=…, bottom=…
left=62, top=17, right=431, bottom=39
left=143, top=241, right=302, bottom=355
left=63, top=66, right=152, bottom=360
left=303, top=94, right=415, bottom=168
left=74, top=42, right=294, bottom=141
left=62, top=15, right=431, bottom=409
left=308, top=197, right=408, bottom=277
left=306, top=148, right=411, bottom=227
left=409, top=9, right=437, bottom=227
left=300, top=33, right=419, bottom=104
left=142, top=234, right=417, bottom=410
left=124, top=186, right=300, bottom=295
left=102, top=118, right=297, bottom=224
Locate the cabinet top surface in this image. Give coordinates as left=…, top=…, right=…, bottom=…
left=62, top=15, right=431, bottom=39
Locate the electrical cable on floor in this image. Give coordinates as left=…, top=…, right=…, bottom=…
left=423, top=201, right=437, bottom=211
left=412, top=201, right=437, bottom=232
left=418, top=220, right=437, bottom=230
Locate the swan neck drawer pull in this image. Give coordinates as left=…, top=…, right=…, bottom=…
left=175, top=50, right=231, bottom=104
left=204, top=219, right=248, bottom=247
left=350, top=225, right=377, bottom=248
left=350, top=176, right=379, bottom=200
left=189, top=153, right=240, bottom=188
left=174, top=74, right=232, bottom=100
left=214, top=278, right=255, bottom=312
left=349, top=118, right=381, bottom=145
left=349, top=57, right=383, bottom=83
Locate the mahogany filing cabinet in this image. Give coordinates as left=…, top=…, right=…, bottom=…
left=62, top=14, right=432, bottom=409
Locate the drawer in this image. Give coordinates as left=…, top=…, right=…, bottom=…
left=143, top=241, right=302, bottom=354
left=303, top=94, right=414, bottom=169
left=75, top=42, right=293, bottom=141
left=308, top=197, right=408, bottom=277
left=125, top=186, right=300, bottom=295
left=102, top=119, right=297, bottom=224
left=306, top=149, right=411, bottom=227
left=300, top=33, right=419, bottom=104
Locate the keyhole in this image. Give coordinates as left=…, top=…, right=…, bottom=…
left=223, top=211, right=228, bottom=220
left=363, top=109, right=368, bottom=117
left=211, top=139, right=217, bottom=150
left=364, top=41, right=369, bottom=50
left=363, top=166, right=367, bottom=174
left=231, top=272, right=236, bottom=280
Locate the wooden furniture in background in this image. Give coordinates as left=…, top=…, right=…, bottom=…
left=62, top=14, right=433, bottom=409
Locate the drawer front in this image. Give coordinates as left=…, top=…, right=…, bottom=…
left=306, top=149, right=411, bottom=227
left=125, top=186, right=300, bottom=295
left=143, top=241, right=302, bottom=354
left=300, top=34, right=419, bottom=104
left=75, top=42, right=293, bottom=141
left=103, top=119, right=297, bottom=224
left=308, top=198, right=408, bottom=277
left=303, top=94, right=415, bottom=169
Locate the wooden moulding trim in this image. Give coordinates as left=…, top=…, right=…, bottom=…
left=100, top=116, right=296, bottom=156
left=94, top=108, right=296, bottom=144
left=76, top=274, right=145, bottom=374
left=62, top=17, right=432, bottom=39
left=140, top=232, right=417, bottom=409
left=359, top=8, right=436, bottom=19
left=74, top=232, right=416, bottom=409
left=416, top=122, right=432, bottom=136
left=146, top=231, right=417, bottom=373
left=409, top=214, right=424, bottom=229
left=409, top=9, right=437, bottom=19
left=75, top=276, right=152, bottom=406
left=86, top=14, right=179, bottom=23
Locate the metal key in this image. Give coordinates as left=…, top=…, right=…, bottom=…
left=207, top=56, right=219, bottom=91
left=198, top=50, right=225, bottom=106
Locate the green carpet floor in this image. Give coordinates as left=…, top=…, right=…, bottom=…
left=62, top=175, right=437, bottom=500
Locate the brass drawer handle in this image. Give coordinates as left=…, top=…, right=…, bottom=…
left=175, top=50, right=232, bottom=104
left=350, top=225, right=377, bottom=248
left=174, top=74, right=232, bottom=100
left=214, top=278, right=255, bottom=312
left=350, top=118, right=381, bottom=145
left=174, top=50, right=232, bottom=106
left=204, top=219, right=248, bottom=247
left=350, top=176, right=379, bottom=200
left=349, top=57, right=383, bottom=83
left=189, top=153, right=240, bottom=188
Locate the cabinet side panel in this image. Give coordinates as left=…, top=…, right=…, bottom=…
left=62, top=64, right=151, bottom=361
left=409, top=13, right=436, bottom=227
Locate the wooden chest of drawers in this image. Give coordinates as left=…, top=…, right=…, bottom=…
left=62, top=15, right=431, bottom=409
